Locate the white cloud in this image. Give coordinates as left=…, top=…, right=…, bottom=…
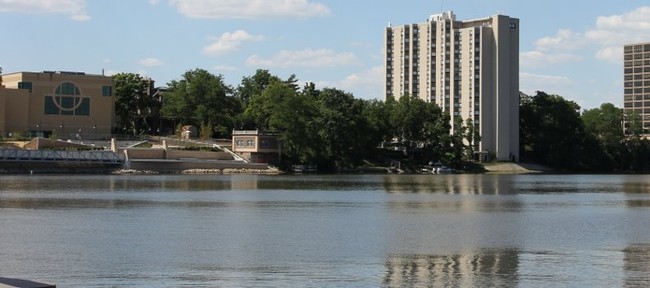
left=585, top=7, right=650, bottom=46
left=586, top=6, right=650, bottom=63
left=350, top=41, right=373, bottom=49
left=523, top=6, right=650, bottom=68
left=594, top=6, right=650, bottom=31
left=149, top=0, right=160, bottom=5
left=203, top=30, right=264, bottom=56
left=138, top=58, right=164, bottom=67
left=520, top=51, right=583, bottom=67
left=245, top=48, right=358, bottom=68
left=339, top=66, right=383, bottom=89
left=535, top=29, right=584, bottom=52
left=212, top=65, right=238, bottom=72
left=520, top=72, right=573, bottom=96
left=595, top=46, right=623, bottom=63
left=169, top=0, right=330, bottom=19
left=0, top=0, right=90, bottom=21
left=521, top=29, right=585, bottom=68
left=336, top=66, right=384, bottom=100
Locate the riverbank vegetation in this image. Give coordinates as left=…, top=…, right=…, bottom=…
left=111, top=69, right=649, bottom=173
left=521, top=91, right=650, bottom=172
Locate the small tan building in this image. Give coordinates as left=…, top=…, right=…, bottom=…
left=0, top=71, right=115, bottom=139
left=231, top=130, right=281, bottom=164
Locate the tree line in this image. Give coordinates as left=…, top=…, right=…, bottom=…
left=113, top=69, right=650, bottom=172
left=521, top=91, right=650, bottom=172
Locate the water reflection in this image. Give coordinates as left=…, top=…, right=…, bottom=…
left=626, top=200, right=650, bottom=208
left=383, top=249, right=519, bottom=287
left=0, top=175, right=234, bottom=192
left=381, top=174, right=518, bottom=194
left=624, top=244, right=650, bottom=287
left=2, top=174, right=650, bottom=287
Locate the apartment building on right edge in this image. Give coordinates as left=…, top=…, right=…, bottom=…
left=385, top=11, right=519, bottom=162
left=623, top=42, right=650, bottom=135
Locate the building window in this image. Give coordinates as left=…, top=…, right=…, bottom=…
left=17, top=81, right=33, bottom=92
left=44, top=82, right=90, bottom=116
left=102, top=85, right=113, bottom=96
left=509, top=22, right=517, bottom=29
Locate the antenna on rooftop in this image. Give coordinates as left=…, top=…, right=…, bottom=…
left=441, top=0, right=444, bottom=13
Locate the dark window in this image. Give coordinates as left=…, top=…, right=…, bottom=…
left=17, top=81, right=33, bottom=92
left=102, top=86, right=113, bottom=96
left=56, top=82, right=79, bottom=95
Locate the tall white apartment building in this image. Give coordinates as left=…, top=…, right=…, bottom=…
left=384, top=11, right=519, bottom=161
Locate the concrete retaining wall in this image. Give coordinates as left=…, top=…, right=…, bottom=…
left=121, top=148, right=233, bottom=160
left=127, top=160, right=268, bottom=172
left=166, top=150, right=232, bottom=160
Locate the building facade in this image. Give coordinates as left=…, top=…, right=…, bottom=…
left=231, top=130, right=281, bottom=164
left=384, top=11, right=519, bottom=161
left=0, top=71, right=115, bottom=139
left=623, top=42, right=650, bottom=135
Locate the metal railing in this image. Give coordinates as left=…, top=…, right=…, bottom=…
left=0, top=149, right=123, bottom=164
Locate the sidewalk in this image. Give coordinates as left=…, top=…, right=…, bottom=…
left=484, top=162, right=554, bottom=174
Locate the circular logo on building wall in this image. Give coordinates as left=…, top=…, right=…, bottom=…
left=52, top=82, right=83, bottom=111
left=45, top=82, right=90, bottom=116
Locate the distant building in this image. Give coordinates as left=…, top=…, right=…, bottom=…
left=231, top=130, right=281, bottom=164
left=0, top=71, right=114, bottom=139
left=623, top=42, right=650, bottom=135
left=384, top=11, right=519, bottom=161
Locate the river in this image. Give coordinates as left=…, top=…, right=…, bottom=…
left=1, top=174, right=649, bottom=287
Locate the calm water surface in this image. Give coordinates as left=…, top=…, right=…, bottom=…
left=1, top=174, right=650, bottom=287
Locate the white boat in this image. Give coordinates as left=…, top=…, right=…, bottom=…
left=431, top=162, right=452, bottom=174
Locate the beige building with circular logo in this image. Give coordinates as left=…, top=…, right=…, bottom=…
left=0, top=71, right=115, bottom=139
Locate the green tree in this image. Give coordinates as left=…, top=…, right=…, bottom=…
left=389, top=95, right=450, bottom=164
left=162, top=69, right=240, bottom=138
left=582, top=103, right=624, bottom=145
left=625, top=137, right=650, bottom=171
left=622, top=110, right=650, bottom=171
left=362, top=99, right=394, bottom=147
left=244, top=80, right=287, bottom=130
left=244, top=79, right=320, bottom=164
left=624, top=109, right=644, bottom=137
left=113, top=73, right=157, bottom=134
left=315, top=88, right=371, bottom=170
left=520, top=91, right=602, bottom=170
left=448, top=117, right=467, bottom=166
left=235, top=69, right=282, bottom=108
left=582, top=103, right=626, bottom=170
left=465, top=118, right=482, bottom=160
left=390, top=95, right=426, bottom=151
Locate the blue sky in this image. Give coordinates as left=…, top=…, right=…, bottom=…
left=2, top=0, right=650, bottom=110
